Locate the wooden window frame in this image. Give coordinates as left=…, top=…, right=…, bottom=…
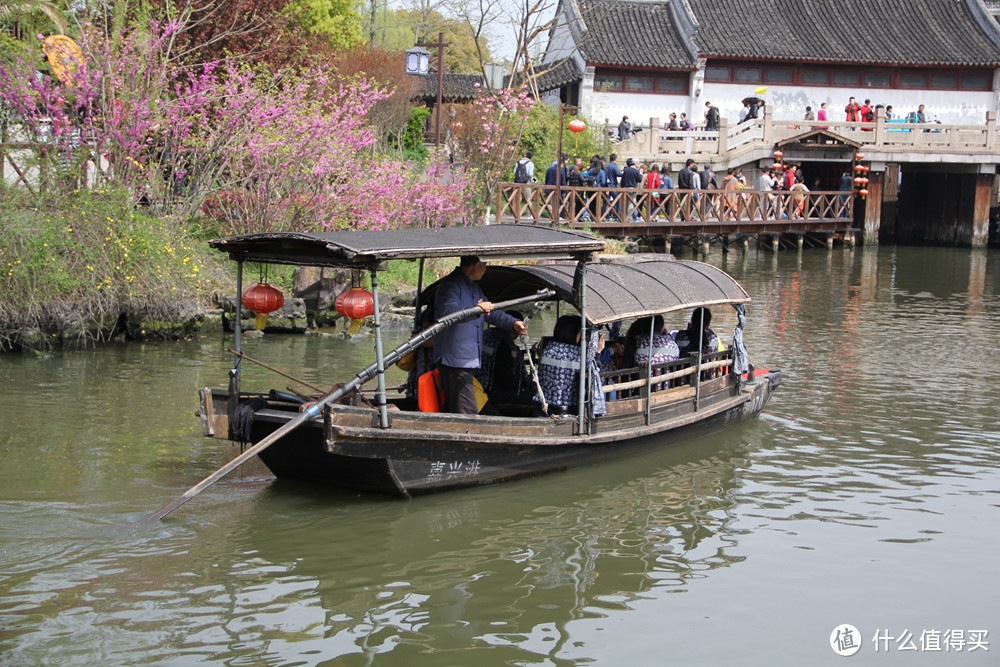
left=705, top=66, right=732, bottom=82
left=960, top=73, right=990, bottom=91
left=734, top=66, right=762, bottom=83
left=899, top=72, right=927, bottom=89
left=593, top=69, right=688, bottom=94
left=765, top=68, right=794, bottom=84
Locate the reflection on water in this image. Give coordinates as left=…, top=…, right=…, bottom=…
left=1, top=246, right=999, bottom=665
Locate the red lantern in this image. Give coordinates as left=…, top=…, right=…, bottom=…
left=568, top=119, right=586, bottom=133
left=859, top=188, right=869, bottom=198
left=335, top=287, right=374, bottom=334
left=855, top=152, right=865, bottom=161
left=854, top=164, right=865, bottom=173
left=854, top=176, right=864, bottom=186
left=860, top=177, right=869, bottom=186
left=773, top=150, right=784, bottom=160
left=242, top=283, right=284, bottom=330
left=773, top=163, right=784, bottom=171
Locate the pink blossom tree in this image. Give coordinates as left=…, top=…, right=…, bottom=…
left=450, top=83, right=535, bottom=217
left=0, top=20, right=476, bottom=232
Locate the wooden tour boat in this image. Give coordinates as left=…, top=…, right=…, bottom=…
left=143, top=225, right=780, bottom=520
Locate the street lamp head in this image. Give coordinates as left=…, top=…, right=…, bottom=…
left=405, top=46, right=430, bottom=76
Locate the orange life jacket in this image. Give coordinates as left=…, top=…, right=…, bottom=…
left=418, top=368, right=444, bottom=412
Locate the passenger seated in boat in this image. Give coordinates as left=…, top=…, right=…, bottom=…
left=673, top=307, right=719, bottom=356
left=475, top=311, right=538, bottom=416
left=598, top=334, right=625, bottom=400
left=599, top=334, right=625, bottom=373
left=631, top=315, right=679, bottom=390
left=537, top=315, right=606, bottom=417
left=476, top=310, right=530, bottom=395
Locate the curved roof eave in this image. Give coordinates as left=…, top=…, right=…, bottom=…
left=429, top=257, right=750, bottom=325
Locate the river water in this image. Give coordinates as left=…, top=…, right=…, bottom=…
left=1, top=246, right=998, bottom=666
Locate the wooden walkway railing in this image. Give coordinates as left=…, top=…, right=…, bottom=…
left=496, top=183, right=854, bottom=237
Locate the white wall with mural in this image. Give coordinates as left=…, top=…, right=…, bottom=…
left=701, top=84, right=996, bottom=126
left=583, top=90, right=693, bottom=131
left=575, top=82, right=998, bottom=129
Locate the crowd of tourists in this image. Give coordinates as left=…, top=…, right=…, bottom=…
left=610, top=99, right=931, bottom=135
left=513, top=149, right=819, bottom=222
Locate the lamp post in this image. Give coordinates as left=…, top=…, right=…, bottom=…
left=554, top=104, right=579, bottom=224
left=406, top=32, right=448, bottom=148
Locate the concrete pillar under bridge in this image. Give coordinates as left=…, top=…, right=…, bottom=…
left=893, top=168, right=995, bottom=247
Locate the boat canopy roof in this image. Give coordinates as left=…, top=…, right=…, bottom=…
left=208, top=225, right=603, bottom=267
left=435, top=256, right=751, bottom=325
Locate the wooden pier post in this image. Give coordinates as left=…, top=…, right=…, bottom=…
left=972, top=172, right=992, bottom=248
left=863, top=171, right=883, bottom=246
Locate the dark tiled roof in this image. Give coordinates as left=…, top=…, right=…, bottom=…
left=576, top=0, right=697, bottom=68
left=515, top=58, right=582, bottom=93
left=420, top=73, right=485, bottom=102
left=689, top=0, right=1000, bottom=66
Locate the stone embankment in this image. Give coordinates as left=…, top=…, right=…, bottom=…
left=1, top=279, right=419, bottom=353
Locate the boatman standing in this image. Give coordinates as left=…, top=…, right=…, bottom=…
left=434, top=256, right=527, bottom=414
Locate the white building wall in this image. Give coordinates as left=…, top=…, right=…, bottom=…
left=584, top=90, right=691, bottom=130
left=543, top=14, right=577, bottom=63
left=578, top=83, right=996, bottom=129
left=702, top=83, right=996, bottom=126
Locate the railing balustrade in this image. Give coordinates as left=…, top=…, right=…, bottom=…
left=496, top=182, right=853, bottom=226
left=605, top=110, right=999, bottom=161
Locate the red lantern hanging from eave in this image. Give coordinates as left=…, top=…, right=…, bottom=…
left=335, top=287, right=374, bottom=334
left=773, top=150, right=784, bottom=160
left=855, top=152, right=865, bottom=162
left=858, top=188, right=869, bottom=199
left=242, top=283, right=284, bottom=330
left=568, top=119, right=586, bottom=133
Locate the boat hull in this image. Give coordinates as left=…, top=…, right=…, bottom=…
left=205, top=372, right=779, bottom=498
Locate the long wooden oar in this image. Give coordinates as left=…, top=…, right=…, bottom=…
left=139, top=289, right=554, bottom=523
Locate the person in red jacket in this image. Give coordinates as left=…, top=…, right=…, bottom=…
left=845, top=96, right=861, bottom=123
left=645, top=163, right=663, bottom=219
left=859, top=98, right=874, bottom=131
left=783, top=164, right=796, bottom=190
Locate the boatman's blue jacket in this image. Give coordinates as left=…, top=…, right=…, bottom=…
left=433, top=268, right=516, bottom=369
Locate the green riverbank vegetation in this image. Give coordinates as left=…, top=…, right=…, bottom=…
left=0, top=0, right=615, bottom=350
